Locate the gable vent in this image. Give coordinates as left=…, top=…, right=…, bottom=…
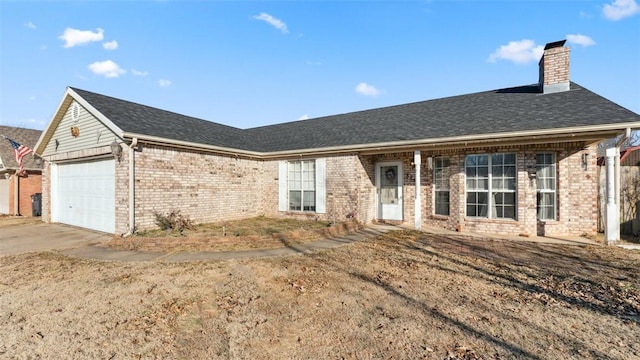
left=71, top=102, right=80, bottom=122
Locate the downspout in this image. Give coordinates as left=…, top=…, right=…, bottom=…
left=124, top=137, right=138, bottom=237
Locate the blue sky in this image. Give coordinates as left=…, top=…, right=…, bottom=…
left=1, top=0, right=639, bottom=131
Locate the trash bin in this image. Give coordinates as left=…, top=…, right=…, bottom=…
left=31, top=193, right=42, bottom=217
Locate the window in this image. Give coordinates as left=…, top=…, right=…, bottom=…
left=465, top=153, right=516, bottom=219
left=288, top=160, right=316, bottom=211
left=433, top=157, right=450, bottom=215
left=536, top=153, right=556, bottom=220
left=278, top=158, right=326, bottom=213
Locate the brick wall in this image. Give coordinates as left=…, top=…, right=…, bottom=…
left=40, top=141, right=599, bottom=238
left=6, top=171, right=42, bottom=217
left=540, top=144, right=598, bottom=236
left=133, top=145, right=269, bottom=231
left=42, top=162, right=50, bottom=222
left=354, top=143, right=597, bottom=237
left=541, top=46, right=570, bottom=86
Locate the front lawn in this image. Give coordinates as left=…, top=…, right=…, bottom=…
left=102, top=216, right=363, bottom=252
left=1, top=228, right=638, bottom=359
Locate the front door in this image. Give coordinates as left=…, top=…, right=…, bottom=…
left=376, top=162, right=403, bottom=221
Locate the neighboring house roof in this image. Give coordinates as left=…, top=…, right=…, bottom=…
left=597, top=145, right=640, bottom=166
left=36, top=82, right=640, bottom=157
left=0, top=126, right=42, bottom=172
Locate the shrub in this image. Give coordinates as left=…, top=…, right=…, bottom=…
left=153, top=210, right=194, bottom=234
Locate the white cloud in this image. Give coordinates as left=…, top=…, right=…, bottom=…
left=579, top=10, right=593, bottom=18
left=88, top=60, right=125, bottom=78
left=25, top=21, right=36, bottom=29
left=253, top=13, right=288, bottom=33
left=566, top=34, right=596, bottom=47
left=355, top=82, right=381, bottom=97
left=487, top=39, right=544, bottom=64
left=131, top=69, right=148, bottom=77
left=298, top=114, right=309, bottom=120
left=102, top=40, right=118, bottom=50
left=603, top=0, right=640, bottom=20
left=158, top=79, right=172, bottom=87
left=60, top=27, right=104, bottom=48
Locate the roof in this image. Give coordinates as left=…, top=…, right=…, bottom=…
left=597, top=145, right=640, bottom=166
left=247, top=82, right=640, bottom=152
left=0, top=126, right=42, bottom=171
left=70, top=88, right=253, bottom=151
left=49, top=82, right=640, bottom=156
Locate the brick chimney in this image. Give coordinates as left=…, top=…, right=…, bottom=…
left=538, top=40, right=570, bottom=94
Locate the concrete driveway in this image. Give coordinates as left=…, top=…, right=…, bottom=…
left=0, top=223, right=112, bottom=256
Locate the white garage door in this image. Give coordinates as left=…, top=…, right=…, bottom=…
left=0, top=178, right=9, bottom=214
left=53, top=159, right=115, bottom=233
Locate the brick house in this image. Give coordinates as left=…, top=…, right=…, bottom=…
left=34, top=40, right=640, bottom=236
left=0, top=126, right=43, bottom=216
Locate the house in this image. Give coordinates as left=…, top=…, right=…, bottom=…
left=0, top=126, right=43, bottom=216
left=34, top=40, right=640, bottom=237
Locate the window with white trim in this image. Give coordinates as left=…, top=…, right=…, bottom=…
left=536, top=153, right=556, bottom=220
left=433, top=157, right=450, bottom=216
left=465, top=153, right=516, bottom=219
left=278, top=158, right=326, bottom=214
left=288, top=160, right=315, bottom=211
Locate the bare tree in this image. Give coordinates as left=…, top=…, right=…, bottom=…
left=597, top=130, right=640, bottom=156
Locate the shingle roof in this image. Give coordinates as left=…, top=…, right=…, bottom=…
left=0, top=126, right=42, bottom=171
left=247, top=83, right=640, bottom=152
left=70, top=82, right=640, bottom=153
left=71, top=88, right=254, bottom=151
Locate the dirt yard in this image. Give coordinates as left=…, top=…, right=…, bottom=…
left=1, top=221, right=639, bottom=359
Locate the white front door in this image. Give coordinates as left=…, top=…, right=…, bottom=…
left=53, top=159, right=116, bottom=233
left=376, top=162, right=403, bottom=221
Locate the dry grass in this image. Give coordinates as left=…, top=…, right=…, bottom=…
left=0, top=215, right=42, bottom=228
left=102, top=217, right=363, bottom=252
left=1, top=228, right=639, bottom=359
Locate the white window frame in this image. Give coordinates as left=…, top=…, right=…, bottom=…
left=465, top=153, right=517, bottom=220
left=278, top=158, right=326, bottom=214
left=433, top=157, right=450, bottom=216
left=288, top=160, right=316, bottom=211
left=536, top=153, right=557, bottom=220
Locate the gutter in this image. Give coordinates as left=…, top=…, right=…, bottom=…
left=126, top=123, right=638, bottom=160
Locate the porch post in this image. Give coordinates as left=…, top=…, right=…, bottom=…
left=605, top=147, right=619, bottom=244
left=414, top=150, right=421, bottom=229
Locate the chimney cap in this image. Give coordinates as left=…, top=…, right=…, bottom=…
left=544, top=40, right=567, bottom=50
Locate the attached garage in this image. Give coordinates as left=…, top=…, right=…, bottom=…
left=0, top=178, right=9, bottom=214
left=51, top=158, right=115, bottom=233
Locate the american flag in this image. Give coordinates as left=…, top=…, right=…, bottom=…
left=5, top=137, right=33, bottom=176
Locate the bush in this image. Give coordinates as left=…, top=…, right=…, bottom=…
left=153, top=210, right=194, bottom=234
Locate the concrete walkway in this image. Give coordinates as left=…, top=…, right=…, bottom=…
left=0, top=223, right=112, bottom=256
left=60, top=225, right=398, bottom=262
